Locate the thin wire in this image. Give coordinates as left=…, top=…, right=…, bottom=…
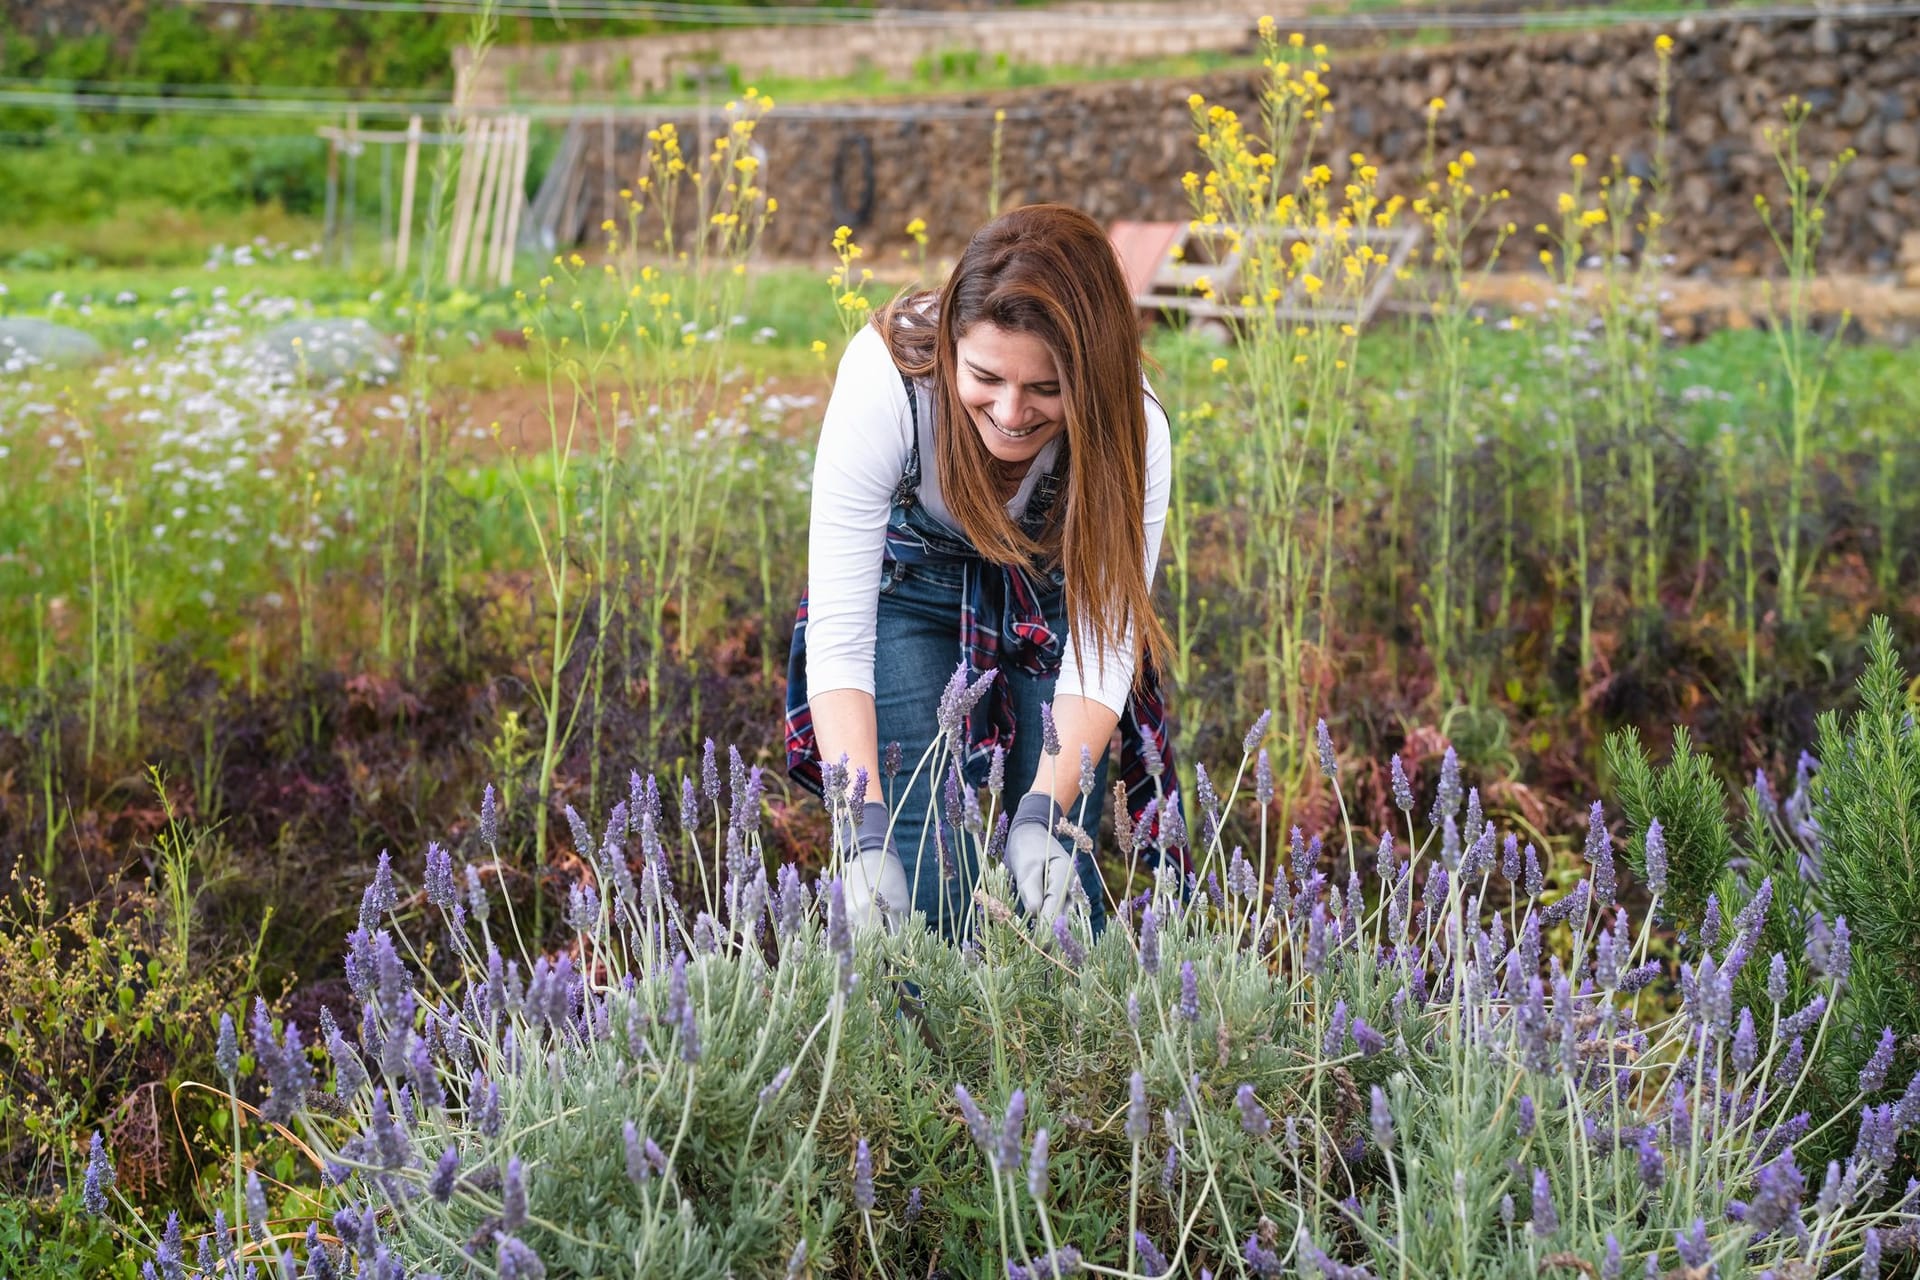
left=0, top=87, right=1014, bottom=121
left=188, top=0, right=1920, bottom=26
left=198, top=0, right=1256, bottom=26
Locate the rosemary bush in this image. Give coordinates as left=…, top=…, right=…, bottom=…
left=84, top=665, right=1920, bottom=1278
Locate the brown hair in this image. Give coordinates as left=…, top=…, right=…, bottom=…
left=872, top=203, right=1171, bottom=690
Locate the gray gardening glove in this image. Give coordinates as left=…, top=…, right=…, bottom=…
left=841, top=802, right=911, bottom=933
left=1005, top=791, right=1076, bottom=926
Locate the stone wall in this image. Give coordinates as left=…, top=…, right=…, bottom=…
left=571, top=13, right=1917, bottom=277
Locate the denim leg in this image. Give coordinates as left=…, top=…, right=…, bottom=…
left=871, top=559, right=980, bottom=938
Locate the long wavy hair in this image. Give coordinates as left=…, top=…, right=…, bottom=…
left=871, top=203, right=1171, bottom=690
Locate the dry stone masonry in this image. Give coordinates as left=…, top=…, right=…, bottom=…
left=572, top=13, right=1917, bottom=279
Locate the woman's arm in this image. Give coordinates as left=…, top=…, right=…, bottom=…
left=810, top=688, right=883, bottom=804
left=805, top=326, right=914, bottom=802
left=1030, top=693, right=1122, bottom=815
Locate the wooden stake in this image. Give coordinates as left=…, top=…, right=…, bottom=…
left=395, top=114, right=422, bottom=278
left=465, top=115, right=507, bottom=286
left=496, top=116, right=530, bottom=286
left=446, top=115, right=487, bottom=287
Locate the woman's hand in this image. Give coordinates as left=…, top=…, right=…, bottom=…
left=1004, top=791, right=1076, bottom=925
left=842, top=802, right=911, bottom=932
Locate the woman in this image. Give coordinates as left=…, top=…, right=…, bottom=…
left=785, top=203, right=1185, bottom=938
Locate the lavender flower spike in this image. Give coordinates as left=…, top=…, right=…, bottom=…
left=1244, top=709, right=1273, bottom=754
left=1369, top=1085, right=1394, bottom=1152
left=214, top=1012, right=240, bottom=1081
left=1860, top=1026, right=1896, bottom=1094
left=1390, top=755, right=1414, bottom=813
left=1315, top=719, right=1338, bottom=778
left=1027, top=1128, right=1051, bottom=1204
left=854, top=1138, right=876, bottom=1211
left=82, top=1131, right=115, bottom=1216
left=1127, top=1072, right=1150, bottom=1143
left=1529, top=1166, right=1558, bottom=1237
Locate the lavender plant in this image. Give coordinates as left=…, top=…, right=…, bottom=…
left=81, top=665, right=1920, bottom=1278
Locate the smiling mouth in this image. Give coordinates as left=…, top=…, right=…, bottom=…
left=983, top=411, right=1049, bottom=441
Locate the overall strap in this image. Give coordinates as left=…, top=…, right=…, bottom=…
left=894, top=368, right=923, bottom=509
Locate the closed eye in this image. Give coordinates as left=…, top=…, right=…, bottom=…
left=969, top=368, right=1059, bottom=395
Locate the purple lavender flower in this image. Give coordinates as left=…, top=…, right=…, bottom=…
left=1602, top=1234, right=1622, bottom=1280
left=464, top=864, right=490, bottom=924
left=1127, top=1072, right=1150, bottom=1143
left=82, top=1132, right=114, bottom=1215
left=1178, top=962, right=1200, bottom=1024
left=825, top=879, right=855, bottom=998
left=1237, top=1083, right=1271, bottom=1137
left=501, top=1156, right=527, bottom=1231
left=1161, top=1142, right=1178, bottom=1192
left=1524, top=843, right=1544, bottom=899
left=1255, top=748, right=1274, bottom=807
left=1733, top=1008, right=1758, bottom=1075
left=1636, top=1131, right=1665, bottom=1190
left=1674, top=1219, right=1710, bottom=1269
left=785, top=1241, right=807, bottom=1280
left=1464, top=788, right=1484, bottom=845
left=1584, top=801, right=1616, bottom=906
left=430, top=1144, right=460, bottom=1203
left=1352, top=1017, right=1386, bottom=1058
left=479, top=784, right=499, bottom=847
left=1501, top=831, right=1521, bottom=882
left=1745, top=1154, right=1805, bottom=1236
left=1861, top=1226, right=1882, bottom=1280
left=1304, top=903, right=1330, bottom=977
left=905, top=1186, right=923, bottom=1222
left=1779, top=1037, right=1806, bottom=1085
left=854, top=1138, right=877, bottom=1211
left=495, top=1234, right=546, bottom=1280
left=1782, top=995, right=1827, bottom=1040
left=1244, top=709, right=1273, bottom=754
left=997, top=1091, right=1028, bottom=1174
left=1860, top=1026, right=1896, bottom=1093
left=1530, top=1167, right=1558, bottom=1237
left=1897, top=1069, right=1920, bottom=1130
left=1038, top=701, right=1061, bottom=757
left=1139, top=906, right=1161, bottom=975
left=1430, top=747, right=1462, bottom=827
left=956, top=1084, right=995, bottom=1157
left=1322, top=999, right=1350, bottom=1058
left=1134, top=1232, right=1170, bottom=1274
left=1369, top=1085, right=1393, bottom=1152
left=360, top=851, right=397, bottom=934
left=1499, top=1194, right=1514, bottom=1227
left=1516, top=1095, right=1536, bottom=1138
left=1127, top=993, right=1141, bottom=1029
left=1315, top=719, right=1338, bottom=778
left=1052, top=916, right=1087, bottom=967
left=1767, top=952, right=1789, bottom=1004
left=474, top=1075, right=501, bottom=1138
left=1242, top=1234, right=1284, bottom=1278
left=215, top=1012, right=240, bottom=1080
left=1026, top=1128, right=1050, bottom=1204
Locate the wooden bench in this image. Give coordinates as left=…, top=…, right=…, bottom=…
left=1109, top=218, right=1424, bottom=331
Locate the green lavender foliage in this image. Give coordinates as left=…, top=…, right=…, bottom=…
left=1604, top=723, right=1735, bottom=935
left=1811, top=615, right=1920, bottom=1080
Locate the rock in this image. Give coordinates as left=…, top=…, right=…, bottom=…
left=1838, top=86, right=1872, bottom=128
left=1886, top=120, right=1920, bottom=159
left=251, top=318, right=401, bottom=385
left=0, top=317, right=104, bottom=373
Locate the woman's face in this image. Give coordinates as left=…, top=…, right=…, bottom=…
left=954, top=323, right=1066, bottom=465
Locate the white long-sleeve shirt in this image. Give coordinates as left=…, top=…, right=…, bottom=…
left=805, top=322, right=1172, bottom=716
